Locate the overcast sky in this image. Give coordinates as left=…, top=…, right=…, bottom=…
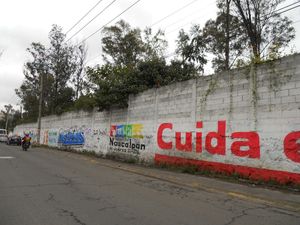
left=0, top=0, right=299, bottom=111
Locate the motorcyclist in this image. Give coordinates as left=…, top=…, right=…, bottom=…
left=22, top=132, right=31, bottom=147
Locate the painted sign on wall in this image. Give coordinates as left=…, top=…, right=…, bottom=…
left=156, top=120, right=300, bottom=184
left=28, top=130, right=37, bottom=143
left=48, top=131, right=58, bottom=145
left=110, top=124, right=143, bottom=139
left=43, top=130, right=49, bottom=145
left=157, top=121, right=260, bottom=158
left=109, top=124, right=146, bottom=154
left=157, top=120, right=300, bottom=162
left=58, top=131, right=84, bottom=146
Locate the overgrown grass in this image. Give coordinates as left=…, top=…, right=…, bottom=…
left=154, top=162, right=300, bottom=192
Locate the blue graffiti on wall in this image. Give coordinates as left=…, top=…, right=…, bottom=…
left=58, top=132, right=85, bottom=145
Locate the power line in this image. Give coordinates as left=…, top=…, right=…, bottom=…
left=261, top=18, right=300, bottom=55
left=79, top=0, right=142, bottom=44
left=165, top=16, right=202, bottom=35
left=166, top=2, right=300, bottom=36
left=162, top=0, right=299, bottom=33
left=272, top=4, right=300, bottom=17
left=65, top=0, right=105, bottom=35
left=273, top=1, right=300, bottom=14
left=162, top=2, right=215, bottom=31
left=165, top=8, right=215, bottom=35
left=85, top=1, right=300, bottom=65
left=66, top=0, right=117, bottom=42
left=150, top=0, right=200, bottom=28
left=84, top=0, right=143, bottom=64
left=165, top=1, right=300, bottom=34
left=265, top=1, right=300, bottom=19
left=86, top=53, right=102, bottom=64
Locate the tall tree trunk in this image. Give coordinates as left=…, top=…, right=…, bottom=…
left=252, top=42, right=260, bottom=61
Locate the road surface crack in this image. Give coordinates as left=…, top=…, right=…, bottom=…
left=134, top=178, right=194, bottom=198
left=224, top=206, right=268, bottom=225
left=98, top=206, right=117, bottom=212
left=0, top=182, right=71, bottom=189
left=60, top=209, right=87, bottom=225
left=46, top=193, right=57, bottom=203
left=265, top=207, right=300, bottom=218
left=54, top=174, right=74, bottom=186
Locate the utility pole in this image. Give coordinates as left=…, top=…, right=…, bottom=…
left=37, top=73, right=44, bottom=145
left=5, top=104, right=12, bottom=131
left=20, top=105, right=23, bottom=119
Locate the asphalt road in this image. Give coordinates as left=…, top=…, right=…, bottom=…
left=0, top=143, right=299, bottom=225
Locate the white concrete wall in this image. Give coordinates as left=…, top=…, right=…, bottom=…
left=14, top=54, right=300, bottom=184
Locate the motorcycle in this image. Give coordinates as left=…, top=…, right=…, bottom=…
left=22, top=140, right=30, bottom=151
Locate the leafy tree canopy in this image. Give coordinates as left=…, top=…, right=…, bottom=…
left=16, top=25, right=87, bottom=121
left=232, top=0, right=295, bottom=61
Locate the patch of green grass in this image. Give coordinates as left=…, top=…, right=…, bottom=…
left=154, top=162, right=300, bottom=192
left=124, top=158, right=137, bottom=164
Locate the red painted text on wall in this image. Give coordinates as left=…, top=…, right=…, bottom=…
left=157, top=121, right=299, bottom=162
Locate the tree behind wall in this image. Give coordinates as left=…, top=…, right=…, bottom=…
left=47, top=25, right=76, bottom=114
left=101, top=20, right=145, bottom=68
left=16, top=42, right=48, bottom=121
left=175, top=25, right=207, bottom=74
left=203, top=0, right=247, bottom=72
left=87, top=21, right=167, bottom=110
left=16, top=24, right=86, bottom=121
left=232, top=0, right=295, bottom=61
left=71, top=44, right=87, bottom=100
left=0, top=105, right=21, bottom=132
left=87, top=20, right=200, bottom=110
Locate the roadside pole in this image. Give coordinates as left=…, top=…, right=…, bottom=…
left=5, top=105, right=12, bottom=131
left=37, top=73, right=43, bottom=145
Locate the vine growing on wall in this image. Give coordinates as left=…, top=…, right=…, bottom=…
left=250, top=64, right=258, bottom=129
left=228, top=72, right=234, bottom=131
left=244, top=63, right=259, bottom=130
left=200, top=78, right=218, bottom=115
left=267, top=58, right=294, bottom=93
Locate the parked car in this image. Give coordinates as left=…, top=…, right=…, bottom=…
left=0, top=129, right=8, bottom=142
left=7, top=135, right=22, bottom=145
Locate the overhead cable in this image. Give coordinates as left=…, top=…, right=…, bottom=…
left=150, top=0, right=200, bottom=28
left=80, top=0, right=142, bottom=44
left=163, top=1, right=215, bottom=30
left=166, top=2, right=300, bottom=36
left=264, top=1, right=300, bottom=19
left=273, top=1, right=300, bottom=14
left=271, top=4, right=300, bottom=17
left=66, top=0, right=118, bottom=42
left=65, top=0, right=105, bottom=35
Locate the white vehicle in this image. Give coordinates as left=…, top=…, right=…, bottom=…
left=0, top=129, right=8, bottom=142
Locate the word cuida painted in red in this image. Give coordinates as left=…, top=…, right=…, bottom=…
left=157, top=120, right=300, bottom=162
left=156, top=121, right=300, bottom=184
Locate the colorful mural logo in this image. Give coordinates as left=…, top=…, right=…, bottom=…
left=58, top=132, right=85, bottom=146
left=110, top=124, right=143, bottom=139
left=109, top=124, right=146, bottom=154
